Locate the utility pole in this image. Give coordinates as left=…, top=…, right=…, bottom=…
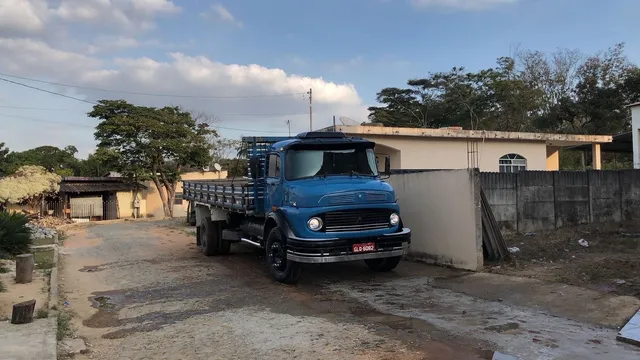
left=286, top=120, right=291, bottom=137
left=307, top=88, right=312, bottom=131
left=333, top=115, right=336, bottom=132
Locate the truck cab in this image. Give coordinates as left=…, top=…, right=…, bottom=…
left=184, top=131, right=411, bottom=284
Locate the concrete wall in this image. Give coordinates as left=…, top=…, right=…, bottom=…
left=632, top=105, right=640, bottom=168
left=388, top=169, right=483, bottom=271
left=366, top=135, right=548, bottom=172
left=482, top=170, right=640, bottom=233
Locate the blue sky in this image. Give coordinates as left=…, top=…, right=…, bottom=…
left=0, top=0, right=638, bottom=157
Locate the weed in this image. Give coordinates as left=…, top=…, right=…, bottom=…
left=33, top=249, right=55, bottom=269
left=0, top=264, right=9, bottom=273
left=36, top=308, right=49, bottom=319
left=0, top=280, right=6, bottom=293
left=57, top=311, right=74, bottom=341
left=58, top=231, right=68, bottom=245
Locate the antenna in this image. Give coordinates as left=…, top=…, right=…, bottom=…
left=339, top=116, right=359, bottom=126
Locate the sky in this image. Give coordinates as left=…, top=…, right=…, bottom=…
left=0, top=0, right=639, bottom=158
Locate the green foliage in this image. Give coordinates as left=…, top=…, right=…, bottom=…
left=0, top=212, right=32, bottom=256
left=0, top=280, right=5, bottom=293
left=369, top=43, right=639, bottom=137
left=0, top=142, right=9, bottom=177
left=36, top=308, right=50, bottom=319
left=88, top=100, right=214, bottom=217
left=57, top=311, right=74, bottom=341
left=218, top=158, right=247, bottom=178
left=1, top=145, right=80, bottom=176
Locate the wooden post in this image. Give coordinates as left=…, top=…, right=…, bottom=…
left=15, top=254, right=34, bottom=284
left=11, top=299, right=36, bottom=324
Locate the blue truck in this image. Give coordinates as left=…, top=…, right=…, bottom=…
left=182, top=131, right=411, bottom=284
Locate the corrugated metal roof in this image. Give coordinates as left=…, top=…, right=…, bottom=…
left=60, top=181, right=146, bottom=193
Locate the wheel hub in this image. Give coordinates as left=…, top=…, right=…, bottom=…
left=269, top=242, right=286, bottom=271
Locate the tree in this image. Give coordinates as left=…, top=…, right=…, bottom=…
left=1, top=145, right=80, bottom=176
left=0, top=165, right=61, bottom=212
left=0, top=142, right=9, bottom=177
left=88, top=100, right=214, bottom=217
left=211, top=138, right=242, bottom=164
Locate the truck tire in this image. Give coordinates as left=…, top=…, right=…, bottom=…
left=217, top=225, right=231, bottom=255
left=196, top=225, right=201, bottom=246
left=364, top=256, right=402, bottom=272
left=200, top=219, right=221, bottom=256
left=266, top=227, right=302, bottom=284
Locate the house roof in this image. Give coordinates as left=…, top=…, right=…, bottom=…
left=325, top=125, right=613, bottom=147
left=60, top=177, right=147, bottom=194
left=569, top=131, right=632, bottom=153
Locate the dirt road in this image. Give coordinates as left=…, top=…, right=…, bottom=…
left=58, top=221, right=640, bottom=360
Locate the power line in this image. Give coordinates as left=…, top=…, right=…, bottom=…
left=0, top=72, right=306, bottom=99
left=0, top=105, right=308, bottom=117
left=0, top=112, right=290, bottom=134
left=0, top=77, right=97, bottom=105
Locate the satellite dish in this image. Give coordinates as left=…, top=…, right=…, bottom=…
left=202, top=166, right=210, bottom=172
left=339, top=116, right=359, bottom=126
left=213, top=163, right=222, bottom=172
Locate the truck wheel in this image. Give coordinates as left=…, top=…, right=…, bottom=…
left=196, top=225, right=201, bottom=246
left=364, top=256, right=402, bottom=272
left=217, top=226, right=231, bottom=255
left=266, top=227, right=302, bottom=284
left=200, top=219, right=221, bottom=256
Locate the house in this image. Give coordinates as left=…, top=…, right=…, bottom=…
left=323, top=125, right=612, bottom=172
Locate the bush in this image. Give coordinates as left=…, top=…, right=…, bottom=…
left=0, top=212, right=32, bottom=255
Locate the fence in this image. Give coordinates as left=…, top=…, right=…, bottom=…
left=41, top=200, right=120, bottom=222
left=481, top=170, right=640, bottom=233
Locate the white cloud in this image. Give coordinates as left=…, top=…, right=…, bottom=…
left=0, top=38, right=367, bottom=136
left=411, top=0, right=517, bottom=11
left=0, top=0, right=49, bottom=34
left=202, top=4, right=244, bottom=29
left=0, top=0, right=180, bottom=35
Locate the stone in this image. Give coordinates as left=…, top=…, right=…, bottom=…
left=59, top=338, right=87, bottom=356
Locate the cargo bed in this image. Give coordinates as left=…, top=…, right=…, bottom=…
left=183, top=178, right=257, bottom=214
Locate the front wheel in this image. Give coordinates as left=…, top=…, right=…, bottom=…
left=266, top=227, right=302, bottom=284
left=365, top=256, right=402, bottom=272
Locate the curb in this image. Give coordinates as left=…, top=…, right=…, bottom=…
left=49, top=246, right=59, bottom=310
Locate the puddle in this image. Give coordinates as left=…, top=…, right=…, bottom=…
left=88, top=291, right=125, bottom=312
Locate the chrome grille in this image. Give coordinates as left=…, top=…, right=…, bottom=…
left=323, top=209, right=391, bottom=232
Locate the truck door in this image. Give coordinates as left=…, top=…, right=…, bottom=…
left=265, top=153, right=283, bottom=212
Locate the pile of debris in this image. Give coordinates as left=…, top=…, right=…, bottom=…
left=31, top=216, right=73, bottom=228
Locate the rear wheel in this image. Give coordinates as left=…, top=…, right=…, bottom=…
left=200, top=219, right=221, bottom=256
left=217, top=224, right=231, bottom=255
left=266, top=227, right=302, bottom=284
left=364, top=256, right=402, bottom=272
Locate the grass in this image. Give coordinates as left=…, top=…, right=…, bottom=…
left=0, top=264, right=9, bottom=274
left=57, top=311, right=74, bottom=341
left=58, top=231, right=68, bottom=245
left=36, top=308, right=49, bottom=319
left=33, top=249, right=55, bottom=270
left=0, top=280, right=6, bottom=293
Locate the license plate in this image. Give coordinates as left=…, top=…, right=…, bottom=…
left=352, top=242, right=376, bottom=253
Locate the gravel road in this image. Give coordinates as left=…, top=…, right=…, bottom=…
left=57, top=220, right=640, bottom=360
left=58, top=221, right=484, bottom=360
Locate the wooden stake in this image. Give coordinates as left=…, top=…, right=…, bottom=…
left=11, top=299, right=36, bottom=324
left=15, top=254, right=34, bottom=284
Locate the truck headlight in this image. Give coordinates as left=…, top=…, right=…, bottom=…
left=307, top=217, right=323, bottom=231
left=390, top=213, right=400, bottom=226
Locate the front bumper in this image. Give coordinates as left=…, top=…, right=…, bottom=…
left=286, top=227, right=411, bottom=264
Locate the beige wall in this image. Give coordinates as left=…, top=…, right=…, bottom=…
left=141, top=170, right=228, bottom=218
left=546, top=146, right=560, bottom=171
left=388, top=169, right=483, bottom=271
left=365, top=135, right=548, bottom=172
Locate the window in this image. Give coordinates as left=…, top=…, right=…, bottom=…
left=174, top=192, right=183, bottom=205
left=499, top=154, right=527, bottom=173
left=285, top=147, right=379, bottom=181
left=267, top=154, right=281, bottom=178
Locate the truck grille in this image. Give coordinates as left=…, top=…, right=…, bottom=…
left=323, top=209, right=392, bottom=232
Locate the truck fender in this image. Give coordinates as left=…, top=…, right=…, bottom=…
left=264, top=211, right=292, bottom=242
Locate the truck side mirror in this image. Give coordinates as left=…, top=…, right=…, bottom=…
left=249, top=156, right=259, bottom=179
left=384, top=155, right=391, bottom=176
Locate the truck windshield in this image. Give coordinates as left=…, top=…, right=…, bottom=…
left=285, top=148, right=379, bottom=180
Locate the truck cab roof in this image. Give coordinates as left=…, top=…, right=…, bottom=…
left=242, top=132, right=375, bottom=152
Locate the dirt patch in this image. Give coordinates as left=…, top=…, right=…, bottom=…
left=490, top=222, right=640, bottom=297
left=0, top=260, right=50, bottom=319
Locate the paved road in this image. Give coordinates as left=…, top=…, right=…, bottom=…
left=58, top=221, right=640, bottom=360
